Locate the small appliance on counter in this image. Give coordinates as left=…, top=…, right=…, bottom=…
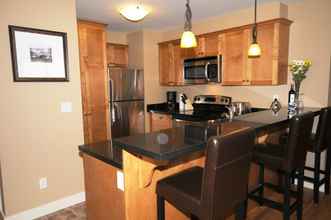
left=231, top=102, right=252, bottom=116
left=166, top=91, right=177, bottom=111
left=179, top=93, right=193, bottom=111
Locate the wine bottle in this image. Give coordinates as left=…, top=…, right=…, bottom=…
left=288, top=84, right=296, bottom=111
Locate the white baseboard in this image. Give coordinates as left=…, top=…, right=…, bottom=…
left=5, top=192, right=85, bottom=220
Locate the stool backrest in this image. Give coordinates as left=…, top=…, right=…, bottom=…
left=201, top=128, right=255, bottom=220
left=315, top=107, right=331, bottom=151
left=285, top=112, right=315, bottom=171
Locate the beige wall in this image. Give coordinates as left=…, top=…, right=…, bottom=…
left=145, top=0, right=331, bottom=108
left=0, top=0, right=84, bottom=216
left=107, top=31, right=128, bottom=44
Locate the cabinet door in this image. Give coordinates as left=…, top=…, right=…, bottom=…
left=220, top=30, right=249, bottom=85
left=203, top=34, right=219, bottom=56
left=107, top=43, right=128, bottom=66
left=149, top=113, right=172, bottom=132
left=78, top=21, right=109, bottom=144
left=159, top=42, right=184, bottom=86
left=247, top=23, right=274, bottom=85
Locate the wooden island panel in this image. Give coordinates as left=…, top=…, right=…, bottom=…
left=83, top=154, right=125, bottom=220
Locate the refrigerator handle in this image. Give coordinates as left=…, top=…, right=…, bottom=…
left=110, top=78, right=116, bottom=124
left=112, top=102, right=117, bottom=125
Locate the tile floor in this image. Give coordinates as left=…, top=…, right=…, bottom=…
left=35, top=203, right=86, bottom=220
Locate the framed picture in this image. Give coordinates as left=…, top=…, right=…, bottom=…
left=8, top=25, right=69, bottom=82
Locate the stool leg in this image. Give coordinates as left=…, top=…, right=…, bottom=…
left=313, top=152, right=321, bottom=204
left=325, top=148, right=331, bottom=195
left=190, top=215, right=199, bottom=220
left=258, top=163, right=265, bottom=206
left=283, top=173, right=291, bottom=220
left=296, top=169, right=304, bottom=220
left=157, top=195, right=165, bottom=220
left=235, top=200, right=247, bottom=220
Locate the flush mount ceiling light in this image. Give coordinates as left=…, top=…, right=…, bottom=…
left=248, top=0, right=262, bottom=58
left=120, top=3, right=149, bottom=22
left=180, top=0, right=197, bottom=48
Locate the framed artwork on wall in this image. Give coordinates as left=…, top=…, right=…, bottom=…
left=8, top=25, right=69, bottom=82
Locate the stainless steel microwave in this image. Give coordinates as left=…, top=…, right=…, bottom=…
left=183, top=55, right=221, bottom=84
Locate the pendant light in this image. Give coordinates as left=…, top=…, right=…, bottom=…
left=180, top=0, right=197, bottom=48
left=248, top=0, right=262, bottom=58
left=120, top=1, right=149, bottom=22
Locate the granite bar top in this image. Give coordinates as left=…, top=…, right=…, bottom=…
left=79, top=141, right=123, bottom=169
left=113, top=107, right=320, bottom=162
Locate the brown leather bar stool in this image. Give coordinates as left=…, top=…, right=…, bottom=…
left=287, top=107, right=331, bottom=204
left=156, top=128, right=255, bottom=220
left=248, top=112, right=315, bottom=220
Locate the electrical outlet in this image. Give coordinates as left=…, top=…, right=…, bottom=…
left=39, top=177, right=48, bottom=190
left=60, top=102, right=72, bottom=113
left=116, top=171, right=124, bottom=191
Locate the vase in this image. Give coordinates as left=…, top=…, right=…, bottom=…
left=294, top=80, right=301, bottom=99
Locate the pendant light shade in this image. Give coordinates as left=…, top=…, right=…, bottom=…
left=181, top=31, right=197, bottom=48
left=248, top=0, right=261, bottom=58
left=180, top=0, right=197, bottom=48
left=120, top=4, right=149, bottom=22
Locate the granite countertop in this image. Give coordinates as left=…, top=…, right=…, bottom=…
left=78, top=107, right=320, bottom=167
left=79, top=141, right=123, bottom=169
left=113, top=107, right=320, bottom=162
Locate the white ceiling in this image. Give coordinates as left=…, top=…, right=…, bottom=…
left=76, top=0, right=295, bottom=31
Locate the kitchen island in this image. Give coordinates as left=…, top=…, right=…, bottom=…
left=79, top=108, right=320, bottom=220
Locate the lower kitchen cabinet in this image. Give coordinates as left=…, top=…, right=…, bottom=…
left=149, top=113, right=173, bottom=132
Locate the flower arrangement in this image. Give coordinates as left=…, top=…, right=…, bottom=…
left=289, top=59, right=312, bottom=98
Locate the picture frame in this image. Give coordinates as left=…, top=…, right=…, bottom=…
left=8, top=25, right=69, bottom=82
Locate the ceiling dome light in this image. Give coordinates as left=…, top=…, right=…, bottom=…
left=248, top=0, right=261, bottom=58
left=180, top=0, right=197, bottom=48
left=120, top=4, right=149, bottom=22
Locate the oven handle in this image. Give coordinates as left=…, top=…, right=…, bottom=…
left=205, top=62, right=210, bottom=81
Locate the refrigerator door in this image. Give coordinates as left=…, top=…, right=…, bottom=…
left=109, top=67, right=144, bottom=101
left=110, top=100, right=145, bottom=138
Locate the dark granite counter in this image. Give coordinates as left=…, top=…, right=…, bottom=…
left=147, top=102, right=267, bottom=122
left=79, top=141, right=122, bottom=169
left=113, top=107, right=320, bottom=162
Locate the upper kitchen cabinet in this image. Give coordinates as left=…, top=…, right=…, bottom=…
left=158, top=18, right=292, bottom=86
left=159, top=41, right=184, bottom=86
left=219, top=29, right=250, bottom=85
left=78, top=20, right=109, bottom=144
left=106, top=43, right=128, bottom=66
left=246, top=19, right=292, bottom=85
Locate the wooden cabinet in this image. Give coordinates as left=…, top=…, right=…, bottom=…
left=106, top=43, right=128, bottom=66
left=159, top=41, right=184, bottom=86
left=219, top=29, right=250, bottom=85
left=78, top=20, right=109, bottom=144
left=158, top=18, right=292, bottom=86
left=246, top=20, right=290, bottom=85
left=149, top=113, right=172, bottom=132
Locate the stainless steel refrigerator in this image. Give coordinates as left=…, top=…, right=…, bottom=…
left=109, top=66, right=145, bottom=138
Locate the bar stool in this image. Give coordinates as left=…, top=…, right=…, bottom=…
left=248, top=112, right=315, bottom=220
left=286, top=107, right=331, bottom=204
left=156, top=128, right=255, bottom=220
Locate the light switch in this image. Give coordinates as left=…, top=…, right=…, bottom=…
left=117, top=171, right=125, bottom=191
left=60, top=102, right=72, bottom=113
